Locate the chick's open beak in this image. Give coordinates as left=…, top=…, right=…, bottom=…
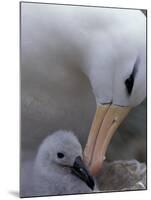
left=84, top=104, right=131, bottom=176
left=71, top=156, right=95, bottom=190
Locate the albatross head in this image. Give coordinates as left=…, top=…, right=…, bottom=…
left=35, top=130, right=95, bottom=190
left=84, top=46, right=146, bottom=176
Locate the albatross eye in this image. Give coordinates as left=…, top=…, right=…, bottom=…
left=57, top=152, right=64, bottom=159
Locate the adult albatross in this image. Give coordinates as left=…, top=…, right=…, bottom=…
left=82, top=9, right=146, bottom=175
left=21, top=4, right=146, bottom=176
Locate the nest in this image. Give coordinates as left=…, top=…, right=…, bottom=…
left=96, top=159, right=146, bottom=192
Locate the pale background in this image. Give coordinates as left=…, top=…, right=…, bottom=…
left=0, top=0, right=150, bottom=200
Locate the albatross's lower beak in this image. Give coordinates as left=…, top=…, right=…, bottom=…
left=84, top=104, right=131, bottom=176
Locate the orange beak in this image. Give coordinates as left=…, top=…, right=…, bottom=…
left=84, top=104, right=131, bottom=176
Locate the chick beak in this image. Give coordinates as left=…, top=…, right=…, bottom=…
left=84, top=104, right=131, bottom=176
left=71, top=156, right=95, bottom=190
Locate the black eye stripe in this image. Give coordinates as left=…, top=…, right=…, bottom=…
left=125, top=58, right=138, bottom=95
left=125, top=73, right=134, bottom=95
left=57, top=152, right=64, bottom=159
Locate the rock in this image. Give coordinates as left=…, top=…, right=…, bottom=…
left=96, top=160, right=146, bottom=192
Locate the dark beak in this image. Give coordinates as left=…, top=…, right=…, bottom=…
left=71, top=156, right=95, bottom=190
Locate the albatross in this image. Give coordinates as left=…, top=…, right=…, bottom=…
left=20, top=130, right=95, bottom=197
left=21, top=4, right=146, bottom=176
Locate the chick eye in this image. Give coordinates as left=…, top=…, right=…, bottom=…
left=57, top=152, right=64, bottom=159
